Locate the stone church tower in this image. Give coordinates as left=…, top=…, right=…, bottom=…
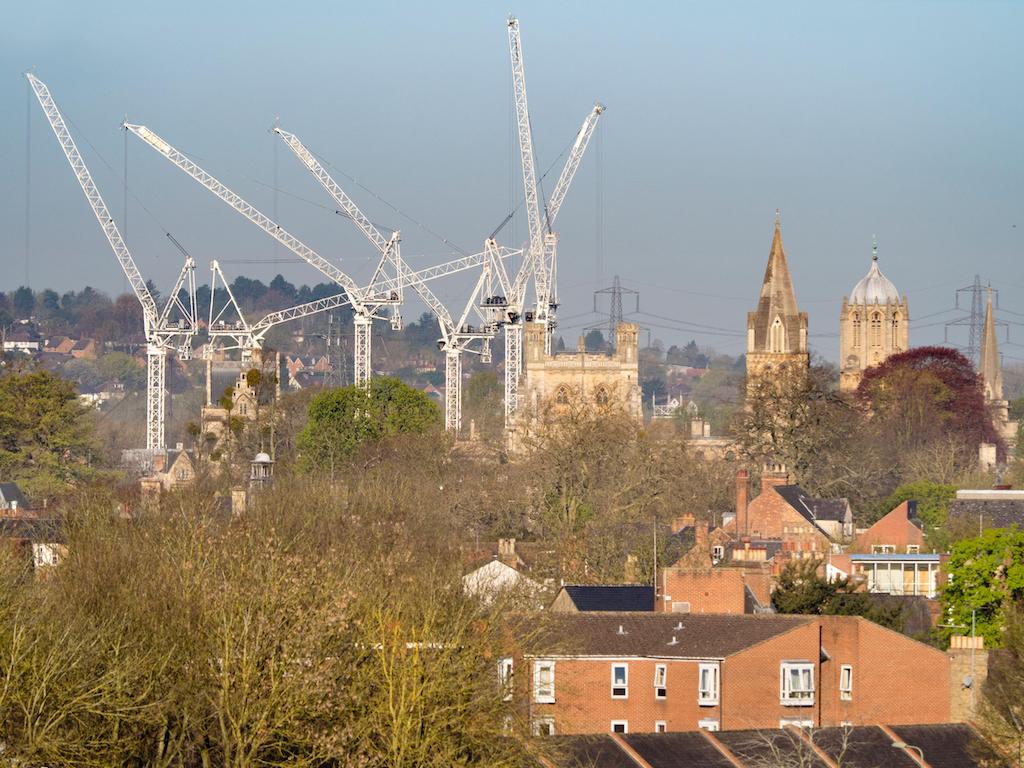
left=838, top=240, right=908, bottom=392
left=745, top=213, right=808, bottom=391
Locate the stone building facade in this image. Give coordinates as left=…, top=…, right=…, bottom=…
left=979, top=288, right=1018, bottom=454
left=745, top=214, right=808, bottom=394
left=839, top=241, right=909, bottom=392
left=517, top=320, right=643, bottom=428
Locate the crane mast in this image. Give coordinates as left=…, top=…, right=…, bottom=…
left=27, top=73, right=197, bottom=451
left=502, top=19, right=603, bottom=428
left=274, top=126, right=497, bottom=431
left=125, top=122, right=388, bottom=387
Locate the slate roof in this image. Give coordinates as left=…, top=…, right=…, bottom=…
left=891, top=724, right=1007, bottom=768
left=544, top=726, right=1005, bottom=768
left=714, top=729, right=830, bottom=767
left=623, top=732, right=736, bottom=767
left=0, top=483, right=30, bottom=510
left=526, top=613, right=809, bottom=659
left=0, top=517, right=63, bottom=543
left=559, top=585, right=655, bottom=612
left=949, top=498, right=1024, bottom=529
left=774, top=485, right=850, bottom=523
left=545, top=736, right=636, bottom=768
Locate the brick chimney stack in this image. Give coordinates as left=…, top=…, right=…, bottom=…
left=497, top=538, right=518, bottom=570
left=736, top=469, right=749, bottom=535
left=760, top=462, right=789, bottom=493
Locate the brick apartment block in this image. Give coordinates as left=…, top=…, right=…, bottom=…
left=516, top=613, right=949, bottom=736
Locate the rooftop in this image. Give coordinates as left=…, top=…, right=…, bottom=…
left=526, top=613, right=809, bottom=659
left=555, top=585, right=655, bottom=612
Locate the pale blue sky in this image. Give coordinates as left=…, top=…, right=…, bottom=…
left=2, top=1, right=1022, bottom=363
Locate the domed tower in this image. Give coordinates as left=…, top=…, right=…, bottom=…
left=839, top=239, right=909, bottom=392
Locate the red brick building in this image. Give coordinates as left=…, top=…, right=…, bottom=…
left=854, top=500, right=925, bottom=553
left=657, top=565, right=772, bottom=614
left=517, top=613, right=950, bottom=736
left=733, top=468, right=851, bottom=555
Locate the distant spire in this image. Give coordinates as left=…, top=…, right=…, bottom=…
left=749, top=211, right=804, bottom=353
left=980, top=287, right=1004, bottom=402
left=775, top=208, right=781, bottom=228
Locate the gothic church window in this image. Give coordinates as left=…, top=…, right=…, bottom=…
left=851, top=312, right=861, bottom=348
left=870, top=313, right=882, bottom=347
left=555, top=386, right=569, bottom=406
left=892, top=312, right=901, bottom=350
left=769, top=317, right=787, bottom=353
left=595, top=386, right=610, bottom=407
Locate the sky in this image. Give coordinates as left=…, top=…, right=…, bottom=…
left=1, top=0, right=1022, bottom=365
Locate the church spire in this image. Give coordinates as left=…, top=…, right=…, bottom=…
left=758, top=210, right=800, bottom=325
left=747, top=211, right=807, bottom=356
left=980, top=287, right=1004, bottom=402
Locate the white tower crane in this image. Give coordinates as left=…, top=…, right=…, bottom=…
left=26, top=73, right=198, bottom=451
left=501, top=16, right=605, bottom=427
left=124, top=122, right=399, bottom=389
left=273, top=127, right=499, bottom=432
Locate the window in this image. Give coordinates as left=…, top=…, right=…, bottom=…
left=654, top=664, right=667, bottom=699
left=906, top=544, right=920, bottom=554
left=533, top=660, right=555, bottom=704
left=712, top=545, right=725, bottom=563
left=498, top=657, right=514, bottom=702
left=698, top=719, right=720, bottom=732
left=595, top=386, right=610, bottom=407
left=655, top=721, right=667, bottom=733
left=871, top=544, right=896, bottom=554
left=611, top=721, right=628, bottom=734
left=870, top=312, right=882, bottom=347
left=852, top=312, right=861, bottom=347
left=698, top=663, right=720, bottom=706
left=554, top=386, right=569, bottom=406
left=780, top=663, right=815, bottom=706
left=611, top=664, right=628, bottom=699
left=780, top=718, right=814, bottom=728
left=671, top=601, right=691, bottom=614
left=532, top=717, right=555, bottom=736
left=840, top=665, right=853, bottom=701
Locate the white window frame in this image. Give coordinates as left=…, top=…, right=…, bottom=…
left=671, top=601, right=691, bottom=614
left=533, top=660, right=555, bottom=704
left=780, top=662, right=815, bottom=706
left=780, top=718, right=814, bottom=728
left=906, top=544, right=920, bottom=554
left=655, top=720, right=667, bottom=733
left=532, top=716, right=555, bottom=736
left=611, top=720, right=629, bottom=734
left=839, top=664, right=853, bottom=701
left=698, top=718, right=720, bottom=732
left=498, top=657, right=514, bottom=702
left=698, top=662, right=720, bottom=706
left=611, top=663, right=629, bottom=699
left=654, top=663, right=667, bottom=699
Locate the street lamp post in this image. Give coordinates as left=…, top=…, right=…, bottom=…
left=891, top=741, right=925, bottom=763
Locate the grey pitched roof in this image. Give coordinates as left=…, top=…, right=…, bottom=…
left=0, top=517, right=63, bottom=544
left=623, top=733, right=737, bottom=767
left=949, top=498, right=1024, bottom=529
left=0, top=483, right=30, bottom=510
left=543, top=727, right=1005, bottom=768
left=526, top=613, right=809, bottom=659
left=560, top=585, right=655, bottom=612
left=774, top=485, right=849, bottom=523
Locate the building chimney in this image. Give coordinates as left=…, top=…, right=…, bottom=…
left=736, top=469, right=749, bottom=535
left=498, top=538, right=518, bottom=569
left=671, top=512, right=696, bottom=534
left=761, top=462, right=789, bottom=493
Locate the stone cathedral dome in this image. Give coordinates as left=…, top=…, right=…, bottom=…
left=850, top=242, right=900, bottom=304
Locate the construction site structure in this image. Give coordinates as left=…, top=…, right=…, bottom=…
left=26, top=73, right=199, bottom=452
